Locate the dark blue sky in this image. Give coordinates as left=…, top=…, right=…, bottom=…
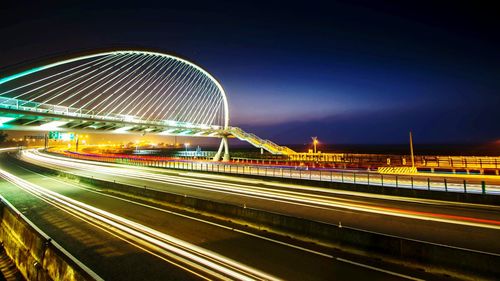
left=1, top=1, right=499, bottom=144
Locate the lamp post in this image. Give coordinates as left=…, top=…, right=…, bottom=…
left=75, top=134, right=79, bottom=152
left=312, top=137, right=318, bottom=154
left=184, top=142, right=190, bottom=152
left=409, top=131, right=415, bottom=168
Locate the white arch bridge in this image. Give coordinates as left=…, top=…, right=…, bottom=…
left=0, top=50, right=295, bottom=160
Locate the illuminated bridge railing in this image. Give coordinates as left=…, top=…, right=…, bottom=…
left=0, top=49, right=297, bottom=157
left=60, top=150, right=500, bottom=196
left=230, top=127, right=295, bottom=155
left=0, top=96, right=221, bottom=130
left=288, top=152, right=500, bottom=170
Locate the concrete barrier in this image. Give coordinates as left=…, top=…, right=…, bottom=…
left=0, top=195, right=102, bottom=281
left=11, top=154, right=500, bottom=280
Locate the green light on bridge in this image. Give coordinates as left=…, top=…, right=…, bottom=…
left=0, top=67, right=44, bottom=85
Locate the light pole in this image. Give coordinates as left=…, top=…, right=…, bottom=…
left=312, top=137, right=318, bottom=154
left=409, top=131, right=415, bottom=168
left=75, top=134, right=79, bottom=152
left=184, top=142, right=190, bottom=153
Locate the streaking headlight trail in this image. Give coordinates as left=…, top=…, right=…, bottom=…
left=0, top=167, right=281, bottom=281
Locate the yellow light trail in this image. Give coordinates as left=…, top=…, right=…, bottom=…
left=21, top=150, right=500, bottom=231
left=0, top=167, right=281, bottom=281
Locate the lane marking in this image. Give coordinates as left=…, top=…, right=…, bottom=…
left=16, top=164, right=336, bottom=259
left=20, top=152, right=500, bottom=231
left=20, top=152, right=500, bottom=254
left=32, top=151, right=500, bottom=210
left=7, top=184, right=211, bottom=281
left=34, top=151, right=500, bottom=211
left=336, top=257, right=425, bottom=281
left=11, top=162, right=436, bottom=280
left=0, top=169, right=279, bottom=281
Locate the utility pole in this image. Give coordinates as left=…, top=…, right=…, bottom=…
left=409, top=131, right=415, bottom=168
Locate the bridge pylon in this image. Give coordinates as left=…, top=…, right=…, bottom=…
left=213, top=135, right=230, bottom=162
left=0, top=49, right=295, bottom=159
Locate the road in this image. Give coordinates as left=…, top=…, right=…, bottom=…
left=19, top=150, right=500, bottom=254
left=0, top=152, right=437, bottom=280
left=60, top=150, right=500, bottom=194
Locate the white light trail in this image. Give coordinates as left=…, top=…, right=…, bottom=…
left=21, top=150, right=500, bottom=231
left=0, top=167, right=280, bottom=281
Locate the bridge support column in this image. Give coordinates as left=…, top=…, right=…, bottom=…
left=213, top=136, right=230, bottom=162
left=222, top=136, right=230, bottom=161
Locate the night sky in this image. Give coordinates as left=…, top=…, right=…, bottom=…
left=1, top=1, right=499, bottom=145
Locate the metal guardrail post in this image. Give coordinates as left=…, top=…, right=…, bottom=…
left=427, top=178, right=430, bottom=190
left=395, top=175, right=398, bottom=188
left=481, top=181, right=486, bottom=194
left=411, top=177, right=413, bottom=189
left=463, top=180, right=467, bottom=193
left=444, top=178, right=448, bottom=192
left=367, top=173, right=370, bottom=185
left=341, top=171, right=344, bottom=183
left=381, top=174, right=383, bottom=186
left=353, top=172, right=356, bottom=184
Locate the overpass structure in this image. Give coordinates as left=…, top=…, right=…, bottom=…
left=0, top=50, right=295, bottom=160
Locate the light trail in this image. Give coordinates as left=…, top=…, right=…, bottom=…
left=178, top=172, right=497, bottom=209
left=8, top=155, right=431, bottom=281
left=56, top=149, right=500, bottom=194
left=0, top=167, right=281, bottom=281
left=21, top=150, right=500, bottom=231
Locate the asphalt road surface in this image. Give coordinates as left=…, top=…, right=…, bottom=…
left=19, top=150, right=500, bottom=254
left=0, top=152, right=443, bottom=281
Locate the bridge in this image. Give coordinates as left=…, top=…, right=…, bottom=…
left=1, top=50, right=499, bottom=281
left=0, top=50, right=295, bottom=160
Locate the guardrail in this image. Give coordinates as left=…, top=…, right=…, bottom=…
left=61, top=151, right=500, bottom=195
left=289, top=152, right=500, bottom=170
left=0, top=96, right=222, bottom=131
left=0, top=195, right=102, bottom=281
left=14, top=155, right=500, bottom=280
left=229, top=127, right=295, bottom=155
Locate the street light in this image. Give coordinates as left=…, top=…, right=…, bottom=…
left=184, top=142, right=190, bottom=152
left=409, top=131, right=415, bottom=168
left=312, top=137, right=318, bottom=154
